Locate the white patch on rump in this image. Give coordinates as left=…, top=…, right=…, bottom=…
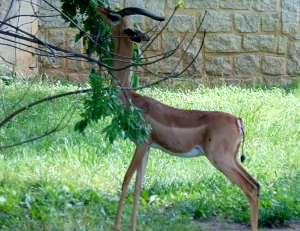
left=150, top=143, right=205, bottom=158
left=236, top=118, right=244, bottom=147
left=237, top=118, right=243, bottom=134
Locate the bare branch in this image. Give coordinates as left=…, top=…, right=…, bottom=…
left=0, top=88, right=91, bottom=130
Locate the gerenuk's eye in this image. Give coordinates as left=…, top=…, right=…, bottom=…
left=107, top=13, right=120, bottom=22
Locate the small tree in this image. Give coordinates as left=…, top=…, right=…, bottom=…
left=0, top=0, right=205, bottom=150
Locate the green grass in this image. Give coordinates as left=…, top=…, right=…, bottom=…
left=0, top=80, right=300, bottom=230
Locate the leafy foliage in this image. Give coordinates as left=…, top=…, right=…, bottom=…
left=61, top=0, right=112, bottom=61
left=61, top=0, right=150, bottom=144
left=74, top=70, right=151, bottom=145
left=74, top=70, right=122, bottom=133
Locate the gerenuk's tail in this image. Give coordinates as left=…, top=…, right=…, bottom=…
left=237, top=118, right=246, bottom=163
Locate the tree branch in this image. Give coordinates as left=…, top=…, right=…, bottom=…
left=0, top=88, right=91, bottom=129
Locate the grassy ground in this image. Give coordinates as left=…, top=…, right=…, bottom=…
left=0, top=80, right=299, bottom=230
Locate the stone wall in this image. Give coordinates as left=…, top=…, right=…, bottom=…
left=0, top=0, right=38, bottom=77
left=40, top=0, right=300, bottom=86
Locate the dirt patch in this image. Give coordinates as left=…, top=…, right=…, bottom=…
left=200, top=221, right=300, bottom=231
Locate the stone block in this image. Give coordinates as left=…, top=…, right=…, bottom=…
left=167, top=14, right=194, bottom=33
left=185, top=0, right=218, bottom=9
left=43, top=71, right=66, bottom=80
left=162, top=34, right=180, bottom=53
left=282, top=0, right=300, bottom=34
left=39, top=14, right=68, bottom=28
left=277, top=36, right=287, bottom=54
left=253, top=0, right=279, bottom=12
left=200, top=12, right=232, bottom=32
left=40, top=51, right=65, bottom=69
left=244, top=35, right=275, bottom=52
left=166, top=0, right=218, bottom=9
left=234, top=14, right=259, bottom=33
left=183, top=37, right=203, bottom=56
left=37, top=30, right=47, bottom=47
left=145, top=0, right=164, bottom=30
left=287, top=43, right=300, bottom=75
left=290, top=35, right=300, bottom=40
left=262, top=14, right=279, bottom=32
left=262, top=56, right=285, bottom=75
left=220, top=0, right=251, bottom=9
left=110, top=0, right=122, bottom=9
left=125, top=0, right=143, bottom=8
left=125, top=0, right=144, bottom=27
left=205, top=35, right=242, bottom=52
left=282, top=0, right=300, bottom=12
left=68, top=73, right=88, bottom=82
left=145, top=0, right=164, bottom=15
left=183, top=52, right=203, bottom=75
left=282, top=13, right=299, bottom=34
left=206, top=56, right=231, bottom=76
left=67, top=34, right=83, bottom=53
left=48, top=30, right=65, bottom=47
left=52, top=0, right=63, bottom=8
left=66, top=34, right=83, bottom=70
left=145, top=36, right=159, bottom=51
left=39, top=0, right=68, bottom=28
left=183, top=37, right=203, bottom=75
left=147, top=56, right=182, bottom=74
left=234, top=55, right=260, bottom=75
left=146, top=16, right=164, bottom=31
left=67, top=59, right=83, bottom=71
left=263, top=76, right=294, bottom=86
left=129, top=15, right=144, bottom=28
left=166, top=0, right=178, bottom=9
left=44, top=0, right=79, bottom=28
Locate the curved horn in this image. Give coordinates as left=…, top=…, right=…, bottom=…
left=118, top=7, right=165, bottom=21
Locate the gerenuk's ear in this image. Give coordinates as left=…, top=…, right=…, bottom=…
left=124, top=27, right=150, bottom=43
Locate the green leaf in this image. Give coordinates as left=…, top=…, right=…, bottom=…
left=175, top=1, right=186, bottom=9
left=132, top=74, right=139, bottom=88
left=142, top=190, right=150, bottom=201
left=75, top=32, right=84, bottom=42
left=74, top=119, right=88, bottom=134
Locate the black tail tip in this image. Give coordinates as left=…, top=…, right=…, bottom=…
left=240, top=154, right=246, bottom=163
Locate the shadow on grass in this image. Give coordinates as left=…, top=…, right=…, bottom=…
left=1, top=169, right=299, bottom=230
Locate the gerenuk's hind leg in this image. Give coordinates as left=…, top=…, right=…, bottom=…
left=208, top=153, right=259, bottom=231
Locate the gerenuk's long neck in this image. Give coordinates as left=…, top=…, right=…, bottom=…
left=111, top=36, right=134, bottom=107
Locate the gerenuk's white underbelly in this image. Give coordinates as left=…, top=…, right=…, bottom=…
left=150, top=143, right=205, bottom=158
